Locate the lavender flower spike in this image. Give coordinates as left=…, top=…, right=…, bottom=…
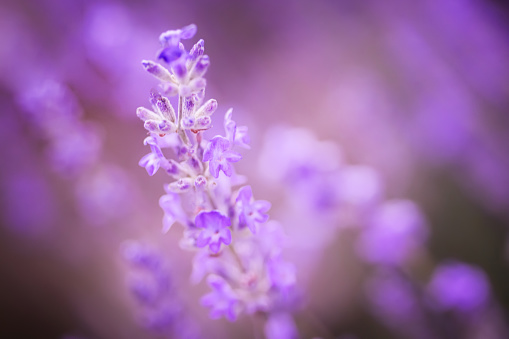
left=195, top=210, right=232, bottom=253
left=137, top=25, right=297, bottom=329
left=203, top=136, right=241, bottom=178
left=236, top=185, right=271, bottom=234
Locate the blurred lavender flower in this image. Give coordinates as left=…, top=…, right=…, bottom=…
left=17, top=80, right=136, bottom=226
left=356, top=200, right=428, bottom=266
left=123, top=241, right=200, bottom=339
left=427, top=261, right=490, bottom=314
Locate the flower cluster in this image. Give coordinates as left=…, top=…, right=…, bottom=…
left=17, top=81, right=134, bottom=226
left=137, top=25, right=297, bottom=330
left=123, top=241, right=199, bottom=339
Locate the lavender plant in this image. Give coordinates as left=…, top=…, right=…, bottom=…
left=136, top=24, right=297, bottom=335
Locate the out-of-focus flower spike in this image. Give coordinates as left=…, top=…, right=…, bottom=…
left=141, top=60, right=176, bottom=83
left=190, top=55, right=210, bottom=79
left=264, top=313, right=299, bottom=339
left=195, top=99, right=218, bottom=117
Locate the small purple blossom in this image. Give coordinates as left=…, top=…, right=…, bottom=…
left=159, top=24, right=197, bottom=47
left=203, top=136, right=241, bottom=178
left=428, top=262, right=490, bottom=313
left=159, top=192, right=186, bottom=233
left=139, top=152, right=161, bottom=176
left=195, top=210, right=232, bottom=253
left=264, top=313, right=299, bottom=339
left=224, top=108, right=250, bottom=149
left=236, top=185, right=271, bottom=234
left=201, top=274, right=240, bottom=321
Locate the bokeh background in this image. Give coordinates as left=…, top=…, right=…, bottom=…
left=1, top=0, right=509, bottom=338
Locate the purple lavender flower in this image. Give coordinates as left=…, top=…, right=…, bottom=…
left=356, top=200, right=427, bottom=266
left=201, top=274, right=240, bottom=321
left=202, top=136, right=241, bottom=178
left=159, top=24, right=197, bottom=47
left=264, top=312, right=299, bottom=339
left=136, top=93, right=177, bottom=136
left=159, top=191, right=186, bottom=233
left=224, top=108, right=250, bottom=149
left=194, top=210, right=232, bottom=253
left=139, top=152, right=162, bottom=176
left=236, top=185, right=271, bottom=234
left=427, top=262, right=490, bottom=313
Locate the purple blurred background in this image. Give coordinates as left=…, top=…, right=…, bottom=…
left=1, top=0, right=509, bottom=338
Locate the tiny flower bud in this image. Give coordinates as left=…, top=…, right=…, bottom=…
left=180, top=24, right=197, bottom=39
left=189, top=78, right=206, bottom=92
left=182, top=116, right=195, bottom=129
left=158, top=120, right=175, bottom=133
left=144, top=120, right=159, bottom=133
left=190, top=55, right=210, bottom=79
left=136, top=107, right=159, bottom=122
left=196, top=99, right=218, bottom=117
left=158, top=46, right=184, bottom=64
left=168, top=178, right=193, bottom=192
left=189, top=39, right=205, bottom=62
left=196, top=116, right=212, bottom=129
left=156, top=96, right=176, bottom=122
left=160, top=82, right=179, bottom=97
left=195, top=175, right=207, bottom=190
left=141, top=60, right=174, bottom=82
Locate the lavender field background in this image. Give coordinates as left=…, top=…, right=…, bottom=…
left=1, top=0, right=509, bottom=338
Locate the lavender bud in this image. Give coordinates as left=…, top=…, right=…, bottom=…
left=182, top=117, right=195, bottom=129
left=195, top=116, right=212, bottom=129
left=156, top=96, right=176, bottom=122
left=158, top=120, right=175, bottom=133
left=159, top=30, right=180, bottom=46
left=172, top=61, right=187, bottom=80
left=136, top=107, right=159, bottom=122
left=194, top=175, right=207, bottom=190
left=189, top=39, right=205, bottom=61
left=180, top=24, right=197, bottom=39
left=196, top=88, right=206, bottom=101
left=158, top=47, right=184, bottom=64
left=189, top=78, right=206, bottom=93
left=196, top=99, right=218, bottom=117
left=190, top=55, right=210, bottom=79
left=179, top=85, right=192, bottom=97
left=141, top=60, right=174, bottom=82
left=160, top=82, right=179, bottom=97
left=168, top=178, right=193, bottom=193
left=144, top=120, right=160, bottom=133
left=165, top=159, right=181, bottom=176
